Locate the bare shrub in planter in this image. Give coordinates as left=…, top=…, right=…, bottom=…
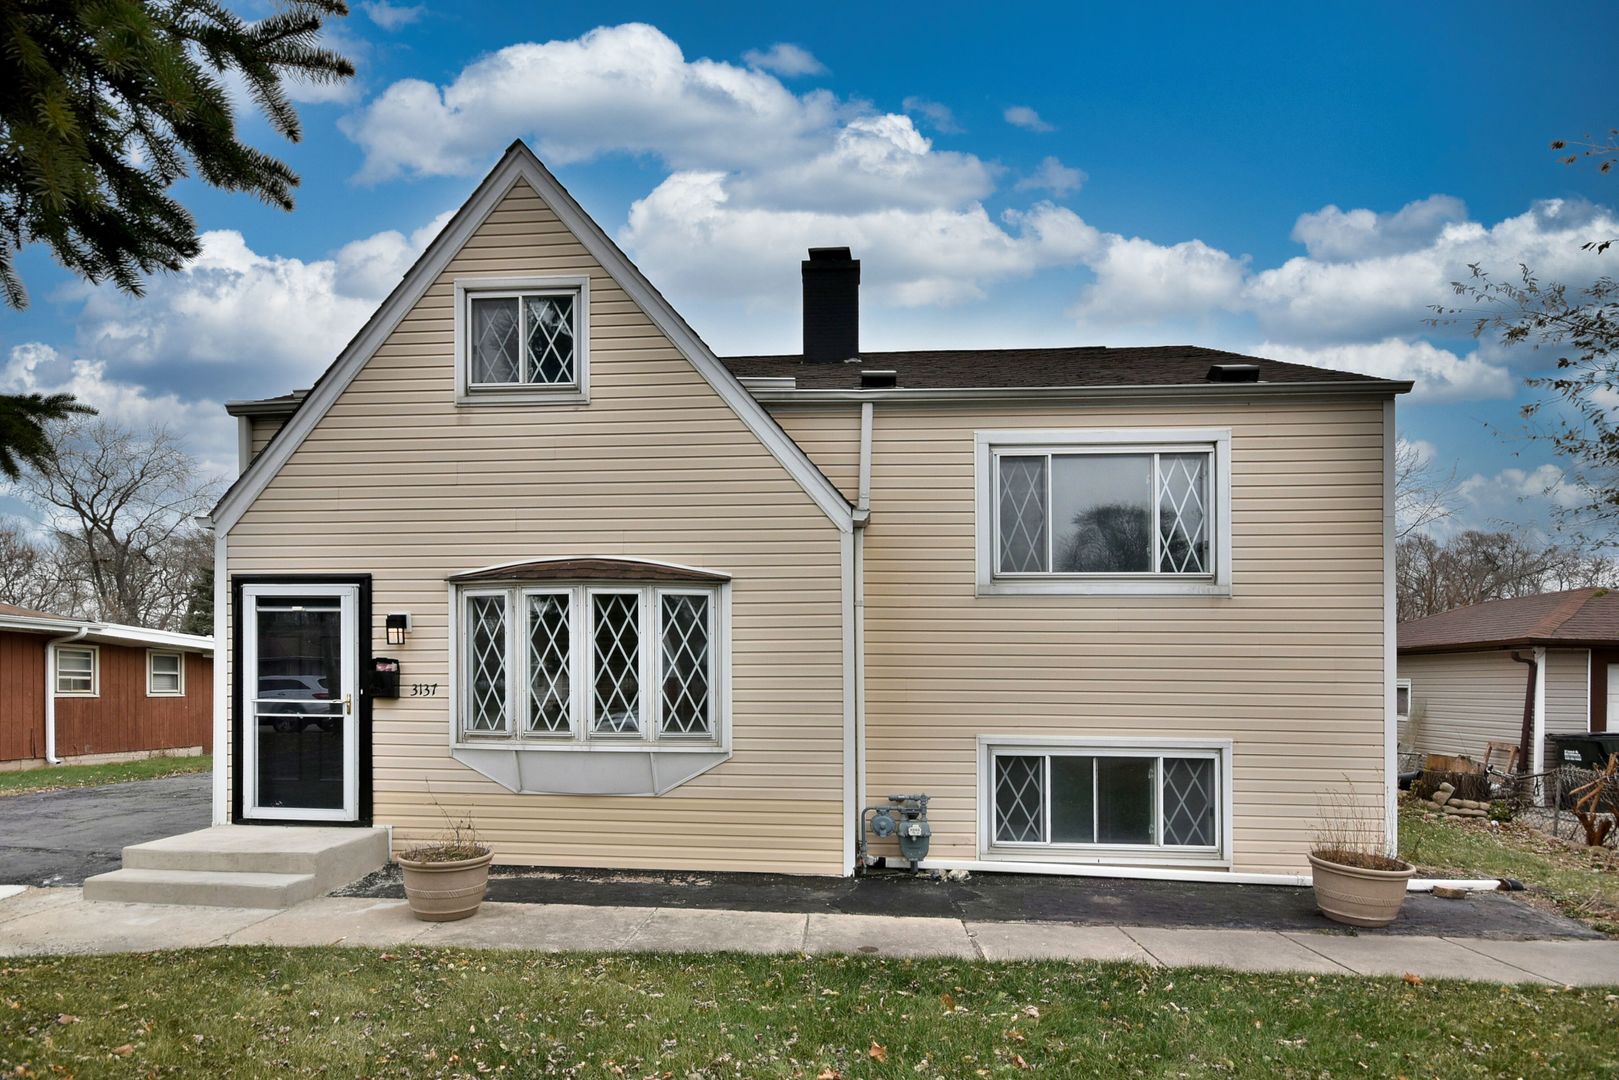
left=1309, top=779, right=1415, bottom=928
left=397, top=811, right=492, bottom=922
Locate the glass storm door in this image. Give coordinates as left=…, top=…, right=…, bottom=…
left=242, top=584, right=359, bottom=821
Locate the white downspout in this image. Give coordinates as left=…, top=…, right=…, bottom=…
left=854, top=402, right=872, bottom=862
left=44, top=626, right=91, bottom=764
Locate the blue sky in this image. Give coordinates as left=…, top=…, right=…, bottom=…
left=3, top=1, right=1617, bottom=537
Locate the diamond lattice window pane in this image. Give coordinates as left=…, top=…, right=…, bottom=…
left=1162, top=757, right=1216, bottom=846
left=466, top=595, right=508, bottom=732
left=994, top=755, right=1045, bottom=842
left=592, top=593, right=641, bottom=734
left=1158, top=453, right=1209, bottom=574
left=660, top=594, right=711, bottom=735
left=997, top=457, right=1049, bottom=573
left=527, top=594, right=571, bottom=734
left=470, top=298, right=520, bottom=384
left=524, top=295, right=576, bottom=385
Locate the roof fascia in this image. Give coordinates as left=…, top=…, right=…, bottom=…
left=745, top=382, right=1411, bottom=406
left=212, top=142, right=853, bottom=535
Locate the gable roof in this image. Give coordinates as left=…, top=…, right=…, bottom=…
left=210, top=141, right=855, bottom=535
left=1398, top=588, right=1619, bottom=653
left=723, top=346, right=1405, bottom=394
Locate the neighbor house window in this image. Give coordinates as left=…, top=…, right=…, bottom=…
left=976, top=429, right=1231, bottom=595
left=983, top=741, right=1228, bottom=859
left=147, top=651, right=184, bottom=696
left=1396, top=679, right=1411, bottom=718
left=457, top=583, right=721, bottom=745
left=455, top=277, right=589, bottom=404
left=55, top=646, right=98, bottom=696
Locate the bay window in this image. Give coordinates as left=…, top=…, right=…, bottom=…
left=457, top=582, right=721, bottom=746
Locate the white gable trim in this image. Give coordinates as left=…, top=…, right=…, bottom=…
left=212, top=141, right=854, bottom=535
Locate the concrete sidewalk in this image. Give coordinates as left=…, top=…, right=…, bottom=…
left=3, top=887, right=1616, bottom=986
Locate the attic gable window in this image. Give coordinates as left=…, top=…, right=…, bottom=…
left=455, top=277, right=590, bottom=405
left=975, top=428, right=1233, bottom=597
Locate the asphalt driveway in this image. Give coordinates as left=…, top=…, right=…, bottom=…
left=0, top=773, right=210, bottom=886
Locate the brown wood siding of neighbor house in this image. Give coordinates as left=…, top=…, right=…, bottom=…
left=224, top=180, right=848, bottom=875
left=776, top=397, right=1390, bottom=877
left=0, top=631, right=47, bottom=762
left=54, top=647, right=212, bottom=758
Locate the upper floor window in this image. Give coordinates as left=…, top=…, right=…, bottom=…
left=56, top=646, right=98, bottom=696
left=976, top=428, right=1232, bottom=596
left=455, top=277, right=590, bottom=405
left=453, top=567, right=726, bottom=749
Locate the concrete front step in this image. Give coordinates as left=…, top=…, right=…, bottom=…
left=83, top=825, right=389, bottom=909
left=83, top=868, right=318, bottom=909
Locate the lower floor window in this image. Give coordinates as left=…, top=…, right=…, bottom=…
left=991, top=745, right=1222, bottom=852
left=459, top=582, right=722, bottom=746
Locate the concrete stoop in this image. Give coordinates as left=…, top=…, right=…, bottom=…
left=83, top=826, right=388, bottom=909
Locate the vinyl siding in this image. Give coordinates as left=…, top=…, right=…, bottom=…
left=1399, top=650, right=1529, bottom=762
left=1400, top=648, right=1590, bottom=769
left=248, top=416, right=286, bottom=461
left=226, top=180, right=848, bottom=874
left=774, top=397, right=1391, bottom=876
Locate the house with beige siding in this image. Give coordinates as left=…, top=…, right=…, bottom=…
left=205, top=141, right=1407, bottom=884
left=1398, top=589, right=1617, bottom=774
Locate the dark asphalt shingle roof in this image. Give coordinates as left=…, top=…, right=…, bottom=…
left=720, top=345, right=1394, bottom=391
left=1398, top=588, right=1619, bottom=653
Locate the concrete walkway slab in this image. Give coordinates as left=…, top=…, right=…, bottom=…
left=1124, top=926, right=1349, bottom=974
left=226, top=897, right=429, bottom=947
left=0, top=896, right=273, bottom=956
left=0, top=885, right=80, bottom=927
left=415, top=901, right=656, bottom=952
left=967, top=921, right=1156, bottom=964
left=1284, top=932, right=1552, bottom=984
left=626, top=907, right=808, bottom=954
left=0, top=885, right=24, bottom=902
left=807, top=912, right=976, bottom=958
left=1446, top=937, right=1619, bottom=986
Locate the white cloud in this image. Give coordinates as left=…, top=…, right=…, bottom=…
left=1004, top=105, right=1054, bottom=132
left=623, top=174, right=1098, bottom=308
left=341, top=23, right=840, bottom=181
left=741, top=42, right=825, bottom=76
left=1247, top=196, right=1619, bottom=343
left=1071, top=237, right=1248, bottom=324
left=1291, top=194, right=1469, bottom=262
left=68, top=212, right=450, bottom=380
left=902, top=96, right=962, bottom=134
left=360, top=1, right=423, bottom=30
left=1015, top=156, right=1086, bottom=196
left=2, top=344, right=235, bottom=477
left=1255, top=338, right=1515, bottom=402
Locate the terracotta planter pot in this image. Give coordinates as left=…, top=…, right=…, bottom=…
left=398, top=850, right=493, bottom=922
left=1308, top=852, right=1416, bottom=928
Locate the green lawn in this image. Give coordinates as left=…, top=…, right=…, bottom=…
left=0, top=948, right=1613, bottom=1079
left=1399, top=796, right=1619, bottom=935
left=0, top=754, right=210, bottom=797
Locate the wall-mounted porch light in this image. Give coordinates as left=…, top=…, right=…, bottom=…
left=385, top=612, right=412, bottom=646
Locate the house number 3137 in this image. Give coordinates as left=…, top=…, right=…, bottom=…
left=409, top=683, right=439, bottom=697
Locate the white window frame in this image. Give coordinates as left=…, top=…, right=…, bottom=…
left=975, top=428, right=1233, bottom=596
left=450, top=580, right=729, bottom=753
left=146, top=650, right=185, bottom=697
left=453, top=275, right=591, bottom=406
left=54, top=644, right=99, bottom=697
left=978, top=736, right=1234, bottom=867
left=1395, top=678, right=1412, bottom=718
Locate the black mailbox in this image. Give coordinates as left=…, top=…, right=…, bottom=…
left=370, top=657, right=401, bottom=699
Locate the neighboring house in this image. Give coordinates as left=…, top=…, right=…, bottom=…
left=1398, top=589, right=1617, bottom=773
left=0, top=602, right=213, bottom=769
left=208, top=140, right=1407, bottom=882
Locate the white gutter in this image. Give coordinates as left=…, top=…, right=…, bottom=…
left=746, top=380, right=1413, bottom=406
left=43, top=625, right=91, bottom=764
